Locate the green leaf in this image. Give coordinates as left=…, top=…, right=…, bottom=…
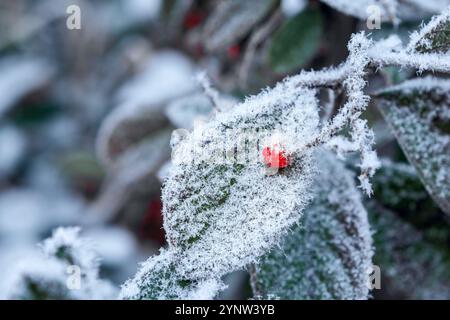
left=252, top=151, right=373, bottom=299
left=372, top=159, right=432, bottom=214
left=375, top=77, right=450, bottom=216
left=121, top=85, right=321, bottom=299
left=11, top=101, right=60, bottom=126
left=269, top=8, right=323, bottom=74
left=371, top=159, right=450, bottom=244
left=203, top=0, right=276, bottom=52
left=368, top=202, right=450, bottom=299
left=362, top=155, right=450, bottom=307
left=408, top=9, right=450, bottom=54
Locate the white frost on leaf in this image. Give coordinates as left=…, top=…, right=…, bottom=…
left=165, top=93, right=213, bottom=130
left=116, top=50, right=196, bottom=107
left=407, top=6, right=450, bottom=53
left=375, top=76, right=450, bottom=215
left=5, top=227, right=117, bottom=300
left=121, top=19, right=450, bottom=299
left=253, top=150, right=374, bottom=299
left=121, top=80, right=320, bottom=300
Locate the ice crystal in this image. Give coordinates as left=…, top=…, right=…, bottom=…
left=5, top=227, right=117, bottom=300
left=121, top=81, right=320, bottom=299
left=253, top=150, right=373, bottom=299
left=407, top=6, right=450, bottom=53
left=375, top=77, right=450, bottom=215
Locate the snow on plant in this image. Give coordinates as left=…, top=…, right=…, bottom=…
left=375, top=77, right=450, bottom=215
left=118, top=8, right=450, bottom=298
left=5, top=227, right=117, bottom=300
left=8, top=6, right=450, bottom=300
left=252, top=150, right=373, bottom=299
left=120, top=82, right=320, bottom=299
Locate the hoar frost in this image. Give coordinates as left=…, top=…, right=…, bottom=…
left=120, top=82, right=320, bottom=299
left=5, top=227, right=116, bottom=300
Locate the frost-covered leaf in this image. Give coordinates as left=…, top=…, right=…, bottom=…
left=89, top=129, right=171, bottom=223
left=368, top=202, right=450, bottom=299
left=165, top=92, right=238, bottom=130
left=203, top=0, right=276, bottom=52
left=408, top=6, right=450, bottom=54
left=0, top=57, right=54, bottom=118
left=375, top=77, right=450, bottom=216
left=96, top=103, right=169, bottom=167
left=269, top=8, right=323, bottom=74
left=6, top=227, right=117, bottom=300
left=371, top=158, right=449, bottom=233
left=165, top=93, right=213, bottom=130
left=372, top=159, right=431, bottom=213
left=116, top=51, right=196, bottom=107
left=97, top=51, right=195, bottom=166
left=252, top=151, right=373, bottom=300
left=121, top=83, right=320, bottom=300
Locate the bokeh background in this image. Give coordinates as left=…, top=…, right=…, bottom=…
left=0, top=0, right=449, bottom=299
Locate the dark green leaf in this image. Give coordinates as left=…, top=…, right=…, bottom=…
left=368, top=202, right=450, bottom=299
left=375, top=77, right=450, bottom=216
left=269, top=8, right=323, bottom=74
left=252, top=151, right=373, bottom=299
left=408, top=11, right=450, bottom=54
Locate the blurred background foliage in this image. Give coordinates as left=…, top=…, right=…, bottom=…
left=0, top=0, right=449, bottom=299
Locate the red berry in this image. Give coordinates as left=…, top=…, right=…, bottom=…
left=227, top=44, right=240, bottom=59
left=183, top=10, right=203, bottom=29
left=139, top=199, right=166, bottom=245
left=262, top=145, right=291, bottom=169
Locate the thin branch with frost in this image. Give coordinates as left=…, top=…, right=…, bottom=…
left=407, top=6, right=450, bottom=53
left=121, top=9, right=450, bottom=300
left=284, top=15, right=450, bottom=193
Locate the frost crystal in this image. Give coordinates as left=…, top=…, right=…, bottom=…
left=253, top=150, right=373, bottom=299
left=6, top=227, right=117, bottom=300
left=407, top=6, right=450, bottom=53
left=121, top=81, right=320, bottom=299
left=376, top=77, right=450, bottom=215
left=121, top=15, right=450, bottom=299
left=369, top=203, right=450, bottom=299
